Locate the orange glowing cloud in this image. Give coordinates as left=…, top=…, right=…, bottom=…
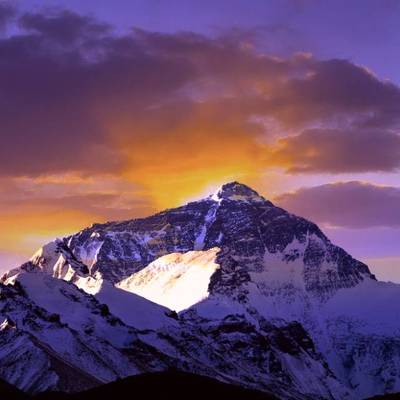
left=106, top=99, right=269, bottom=207
left=0, top=208, right=96, bottom=256
left=0, top=175, right=155, bottom=262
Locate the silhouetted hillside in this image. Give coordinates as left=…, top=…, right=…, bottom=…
left=0, top=378, right=28, bottom=400
left=368, top=394, right=400, bottom=399
left=34, top=371, right=276, bottom=400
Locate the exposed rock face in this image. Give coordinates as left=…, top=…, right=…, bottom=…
left=2, top=181, right=400, bottom=400
left=28, top=182, right=371, bottom=295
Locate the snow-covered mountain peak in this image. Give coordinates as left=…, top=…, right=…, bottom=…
left=2, top=181, right=400, bottom=399
left=10, top=180, right=373, bottom=299
left=210, top=181, right=270, bottom=204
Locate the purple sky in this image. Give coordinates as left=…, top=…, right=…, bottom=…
left=18, top=0, right=400, bottom=84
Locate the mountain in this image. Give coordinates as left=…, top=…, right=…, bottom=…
left=2, top=181, right=400, bottom=399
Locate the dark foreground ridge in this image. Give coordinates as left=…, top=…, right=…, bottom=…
left=4, top=372, right=400, bottom=400
left=2, top=372, right=275, bottom=400
left=0, top=378, right=29, bottom=399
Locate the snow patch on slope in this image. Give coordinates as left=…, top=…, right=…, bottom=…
left=26, top=240, right=87, bottom=280
left=30, top=241, right=61, bottom=274
left=60, top=272, right=175, bottom=330
left=324, top=278, right=400, bottom=336
left=194, top=203, right=219, bottom=250
left=94, top=280, right=175, bottom=330
left=117, top=248, right=221, bottom=312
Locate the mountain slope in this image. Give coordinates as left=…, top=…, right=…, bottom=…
left=2, top=182, right=400, bottom=399
left=0, top=272, right=185, bottom=394
left=117, top=247, right=220, bottom=311
left=2, top=269, right=340, bottom=399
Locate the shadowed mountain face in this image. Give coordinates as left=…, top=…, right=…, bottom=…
left=1, top=182, right=400, bottom=399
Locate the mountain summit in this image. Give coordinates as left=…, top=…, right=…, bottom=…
left=1, top=182, right=400, bottom=399
left=210, top=181, right=269, bottom=204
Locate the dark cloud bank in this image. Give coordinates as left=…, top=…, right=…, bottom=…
left=0, top=5, right=399, bottom=177
left=276, top=181, right=400, bottom=228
